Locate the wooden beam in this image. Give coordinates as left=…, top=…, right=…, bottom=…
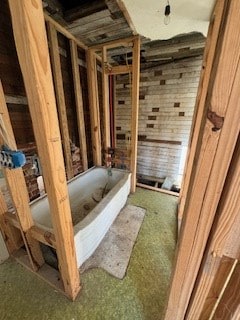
left=90, top=35, right=138, bottom=51
left=0, top=80, right=44, bottom=270
left=214, top=262, right=240, bottom=319
left=178, top=0, right=227, bottom=222
left=164, top=0, right=240, bottom=318
left=44, top=13, right=88, bottom=50
left=136, top=183, right=179, bottom=197
left=130, top=36, right=140, bottom=192
left=105, top=65, right=133, bottom=75
left=4, top=212, right=56, bottom=249
left=186, top=134, right=240, bottom=318
left=47, top=22, right=74, bottom=180
left=69, top=40, right=88, bottom=171
left=86, top=49, right=102, bottom=166
left=5, top=95, right=28, bottom=105
left=209, top=258, right=238, bottom=319
left=29, top=226, right=56, bottom=249
left=102, top=47, right=111, bottom=161
left=8, top=0, right=80, bottom=300
left=116, top=0, right=138, bottom=35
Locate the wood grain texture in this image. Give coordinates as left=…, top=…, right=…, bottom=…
left=8, top=0, right=80, bottom=299
left=69, top=40, right=88, bottom=171
left=0, top=80, right=44, bottom=269
left=130, top=36, right=140, bottom=192
left=178, top=0, right=227, bottom=221
left=164, top=0, right=240, bottom=318
left=101, top=46, right=110, bottom=162
left=214, top=262, right=240, bottom=319
left=86, top=49, right=102, bottom=165
left=44, top=13, right=88, bottom=50
left=186, top=134, right=240, bottom=318
left=47, top=22, right=74, bottom=180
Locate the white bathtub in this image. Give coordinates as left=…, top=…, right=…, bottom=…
left=30, top=167, right=131, bottom=267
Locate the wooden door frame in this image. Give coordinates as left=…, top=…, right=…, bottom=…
left=164, top=0, right=240, bottom=318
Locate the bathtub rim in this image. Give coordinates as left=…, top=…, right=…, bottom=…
left=30, top=166, right=131, bottom=232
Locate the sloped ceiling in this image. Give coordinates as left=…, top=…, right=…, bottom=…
left=122, top=0, right=216, bottom=40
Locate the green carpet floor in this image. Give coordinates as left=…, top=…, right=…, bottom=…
left=0, top=188, right=178, bottom=320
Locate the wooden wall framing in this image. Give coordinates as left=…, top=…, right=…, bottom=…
left=8, top=0, right=80, bottom=300
left=89, top=36, right=140, bottom=192
left=164, top=0, right=240, bottom=318
left=1, top=0, right=140, bottom=300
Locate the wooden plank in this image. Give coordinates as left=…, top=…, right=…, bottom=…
left=90, top=35, right=137, bottom=51
left=8, top=0, right=80, bottom=300
left=28, top=226, right=56, bottom=249
left=164, top=0, right=240, bottom=318
left=214, top=262, right=240, bottom=319
left=178, top=0, right=227, bottom=222
left=4, top=212, right=56, bottom=249
left=208, top=258, right=238, bottom=319
left=116, top=0, right=137, bottom=35
left=5, top=95, right=28, bottom=105
left=86, top=49, right=102, bottom=166
left=47, top=22, right=74, bottom=180
left=136, top=183, right=179, bottom=197
left=102, top=47, right=110, bottom=162
left=64, top=0, right=107, bottom=23
left=105, top=65, right=133, bottom=75
left=130, top=37, right=140, bottom=192
left=0, top=189, right=21, bottom=253
left=0, top=80, right=44, bottom=270
left=44, top=13, right=88, bottom=50
left=186, top=134, right=240, bottom=318
left=69, top=40, right=88, bottom=171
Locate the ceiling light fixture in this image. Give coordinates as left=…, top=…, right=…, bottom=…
left=164, top=1, right=171, bottom=25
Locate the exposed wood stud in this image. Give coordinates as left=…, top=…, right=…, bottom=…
left=47, top=21, right=74, bottom=180
left=8, top=0, right=80, bottom=300
left=136, top=183, right=179, bottom=197
left=178, top=0, right=227, bottom=222
left=44, top=13, right=88, bottom=50
left=0, top=80, right=44, bottom=270
left=102, top=46, right=111, bottom=162
left=86, top=49, right=102, bottom=166
left=70, top=40, right=88, bottom=171
left=187, top=134, right=240, bottom=318
left=164, top=0, right=240, bottom=318
left=90, top=35, right=138, bottom=51
left=105, top=65, right=132, bottom=75
left=130, top=36, right=140, bottom=192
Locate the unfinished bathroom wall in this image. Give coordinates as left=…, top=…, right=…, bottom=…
left=0, top=0, right=40, bottom=200
left=115, top=34, right=205, bottom=185
left=0, top=0, right=92, bottom=201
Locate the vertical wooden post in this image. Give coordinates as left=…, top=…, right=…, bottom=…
left=8, top=0, right=80, bottom=300
left=130, top=36, right=140, bottom=192
left=86, top=49, right=102, bottom=166
left=69, top=40, right=88, bottom=171
left=178, top=0, right=226, bottom=224
left=164, top=0, right=240, bottom=318
left=0, top=81, right=44, bottom=270
left=186, top=135, right=240, bottom=318
left=47, top=22, right=74, bottom=180
left=101, top=46, right=111, bottom=163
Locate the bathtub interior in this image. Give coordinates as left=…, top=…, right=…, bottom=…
left=30, top=167, right=129, bottom=230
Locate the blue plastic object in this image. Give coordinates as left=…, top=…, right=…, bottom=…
left=0, top=146, right=26, bottom=169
